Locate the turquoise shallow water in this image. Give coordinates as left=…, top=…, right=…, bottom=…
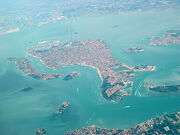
left=0, top=7, right=180, bottom=135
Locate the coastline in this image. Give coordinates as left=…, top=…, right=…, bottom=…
left=27, top=52, right=104, bottom=82
left=27, top=52, right=56, bottom=70
left=81, top=63, right=103, bottom=82
left=0, top=27, right=20, bottom=36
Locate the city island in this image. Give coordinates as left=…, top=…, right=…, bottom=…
left=65, top=111, right=180, bottom=135
left=27, top=39, right=156, bottom=102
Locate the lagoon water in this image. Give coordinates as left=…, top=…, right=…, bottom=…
left=0, top=7, right=180, bottom=135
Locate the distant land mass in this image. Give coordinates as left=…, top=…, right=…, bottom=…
left=65, top=111, right=180, bottom=135
left=27, top=39, right=156, bottom=102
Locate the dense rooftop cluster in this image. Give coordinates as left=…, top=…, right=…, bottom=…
left=65, top=111, right=180, bottom=135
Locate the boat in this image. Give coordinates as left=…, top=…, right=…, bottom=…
left=77, top=88, right=79, bottom=94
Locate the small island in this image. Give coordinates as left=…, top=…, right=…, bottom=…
left=65, top=111, right=180, bottom=135
left=126, top=46, right=144, bottom=53
left=150, top=30, right=180, bottom=46
left=20, top=86, right=33, bottom=92
left=145, top=83, right=180, bottom=93
left=63, top=72, right=79, bottom=81
left=55, top=101, right=69, bottom=114
left=34, top=128, right=47, bottom=135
